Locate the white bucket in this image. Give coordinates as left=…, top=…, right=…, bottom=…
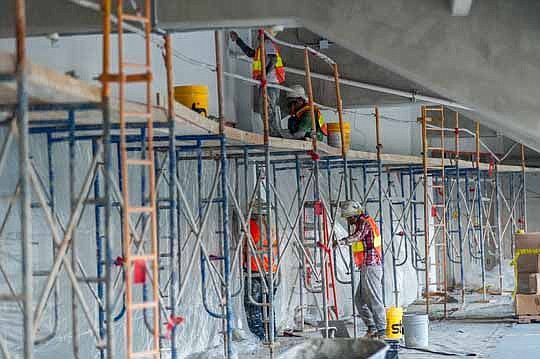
left=403, top=314, right=429, bottom=348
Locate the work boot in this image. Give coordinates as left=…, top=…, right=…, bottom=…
left=373, top=330, right=386, bottom=341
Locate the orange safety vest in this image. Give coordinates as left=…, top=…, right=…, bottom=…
left=252, top=42, right=286, bottom=84
left=295, top=104, right=328, bottom=136
left=351, top=216, right=382, bottom=267
left=245, top=218, right=278, bottom=273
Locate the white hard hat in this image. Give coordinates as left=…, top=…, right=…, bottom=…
left=265, top=25, right=284, bottom=35
left=287, top=85, right=307, bottom=100
left=340, top=200, right=363, bottom=219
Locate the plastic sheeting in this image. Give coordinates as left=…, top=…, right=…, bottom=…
left=0, top=126, right=516, bottom=358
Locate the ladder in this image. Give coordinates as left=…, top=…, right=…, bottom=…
left=421, top=105, right=448, bottom=318
left=303, top=201, right=339, bottom=320
left=102, top=1, right=160, bottom=357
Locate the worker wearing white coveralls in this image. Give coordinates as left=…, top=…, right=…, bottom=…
left=339, top=200, right=386, bottom=339
left=230, top=26, right=286, bottom=137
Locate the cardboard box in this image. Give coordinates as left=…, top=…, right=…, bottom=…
left=518, top=273, right=540, bottom=294
left=518, top=273, right=533, bottom=293
left=517, top=254, right=540, bottom=273
left=515, top=294, right=540, bottom=316
left=530, top=273, right=540, bottom=294
left=515, top=232, right=540, bottom=250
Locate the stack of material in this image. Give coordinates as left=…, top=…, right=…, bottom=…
left=515, top=232, right=540, bottom=316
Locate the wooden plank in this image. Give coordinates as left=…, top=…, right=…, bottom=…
left=0, top=52, right=100, bottom=104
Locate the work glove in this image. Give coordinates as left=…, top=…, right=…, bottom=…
left=333, top=237, right=351, bottom=248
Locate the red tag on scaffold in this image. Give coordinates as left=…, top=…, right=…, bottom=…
left=488, top=158, right=495, bottom=177
left=317, top=241, right=331, bottom=254
left=308, top=150, right=320, bottom=161
left=165, top=315, right=185, bottom=339
left=113, top=256, right=125, bottom=266
left=431, top=206, right=438, bottom=218
left=518, top=218, right=525, bottom=225
left=313, top=200, right=323, bottom=216
left=133, top=259, right=146, bottom=284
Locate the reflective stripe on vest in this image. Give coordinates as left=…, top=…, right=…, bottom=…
left=351, top=216, right=381, bottom=267
left=295, top=105, right=328, bottom=136
left=252, top=43, right=285, bottom=84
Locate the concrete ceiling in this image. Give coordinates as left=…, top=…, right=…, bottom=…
left=278, top=28, right=448, bottom=108
left=1, top=0, right=540, bottom=156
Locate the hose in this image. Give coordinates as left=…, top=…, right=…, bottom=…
left=399, top=345, right=477, bottom=357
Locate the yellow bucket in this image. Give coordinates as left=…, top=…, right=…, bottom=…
left=385, top=306, right=403, bottom=340
left=174, top=85, right=209, bottom=117
left=327, top=122, right=351, bottom=149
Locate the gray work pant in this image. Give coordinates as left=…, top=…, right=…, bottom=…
left=355, top=265, right=386, bottom=333
left=255, top=87, right=281, bottom=136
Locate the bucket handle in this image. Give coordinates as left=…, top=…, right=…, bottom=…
left=191, top=103, right=207, bottom=117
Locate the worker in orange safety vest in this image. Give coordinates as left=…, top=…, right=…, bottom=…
left=336, top=200, right=386, bottom=340
left=230, top=26, right=285, bottom=137
left=243, top=201, right=278, bottom=340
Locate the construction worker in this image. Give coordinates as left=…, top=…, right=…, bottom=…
left=243, top=201, right=278, bottom=340
left=286, top=85, right=328, bottom=141
left=230, top=26, right=285, bottom=137
left=338, top=200, right=386, bottom=339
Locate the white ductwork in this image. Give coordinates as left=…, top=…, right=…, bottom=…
left=450, top=0, right=473, bottom=16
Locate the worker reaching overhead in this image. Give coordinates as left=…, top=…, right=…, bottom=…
left=243, top=200, right=278, bottom=340
left=338, top=200, right=386, bottom=339
left=230, top=26, right=286, bottom=137
left=285, top=85, right=328, bottom=141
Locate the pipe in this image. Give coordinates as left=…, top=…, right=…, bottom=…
left=16, top=0, right=33, bottom=357
left=495, top=165, right=503, bottom=294
left=454, top=113, right=465, bottom=303
left=219, top=135, right=233, bottom=359
left=387, top=173, right=399, bottom=306
left=215, top=30, right=225, bottom=135
left=521, top=145, right=527, bottom=231
left=375, top=107, right=386, bottom=306
left=164, top=33, right=178, bottom=359
left=68, top=109, right=80, bottom=359
left=475, top=122, right=486, bottom=301
left=421, top=106, right=430, bottom=314
left=284, top=66, right=472, bottom=111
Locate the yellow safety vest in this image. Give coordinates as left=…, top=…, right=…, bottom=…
left=351, top=216, right=382, bottom=267
left=294, top=105, right=328, bottom=136
left=252, top=42, right=285, bottom=84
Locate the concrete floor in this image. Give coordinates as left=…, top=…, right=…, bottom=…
left=189, top=293, right=540, bottom=358
left=490, top=324, right=540, bottom=359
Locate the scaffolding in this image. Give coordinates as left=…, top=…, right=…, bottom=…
left=0, top=1, right=534, bottom=358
